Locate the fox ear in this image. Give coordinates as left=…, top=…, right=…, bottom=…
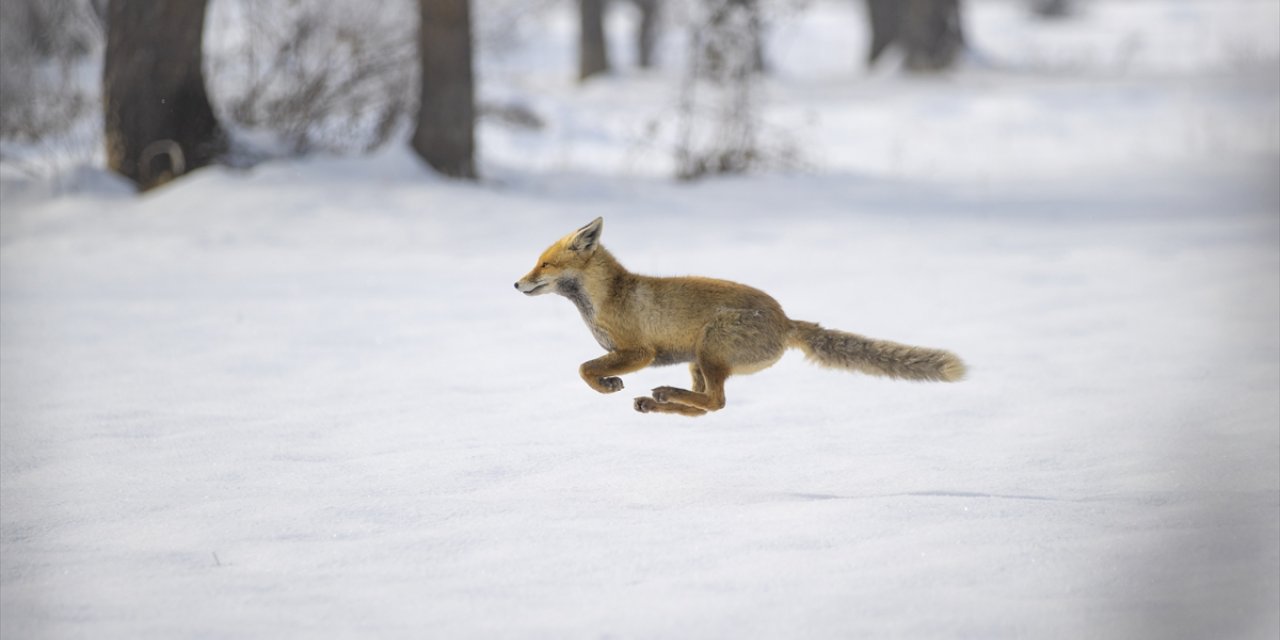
left=567, top=217, right=603, bottom=252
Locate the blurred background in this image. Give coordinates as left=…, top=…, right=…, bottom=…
left=1, top=2, right=1278, bottom=639
left=1, top=0, right=1275, bottom=187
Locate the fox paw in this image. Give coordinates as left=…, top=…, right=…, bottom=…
left=597, top=376, right=624, bottom=393
left=651, top=386, right=681, bottom=403
left=634, top=397, right=657, bottom=413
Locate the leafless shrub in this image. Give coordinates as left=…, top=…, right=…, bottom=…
left=205, top=0, right=418, bottom=156
left=205, top=0, right=558, bottom=158
left=674, top=0, right=765, bottom=180
left=671, top=0, right=810, bottom=180
left=0, top=0, right=101, bottom=160
left=1, top=0, right=558, bottom=170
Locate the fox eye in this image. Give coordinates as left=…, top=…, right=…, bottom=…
left=540, top=262, right=550, bottom=268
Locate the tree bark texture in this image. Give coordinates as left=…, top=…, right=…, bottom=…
left=413, top=0, right=477, bottom=179
left=578, top=0, right=609, bottom=81
left=103, top=0, right=223, bottom=190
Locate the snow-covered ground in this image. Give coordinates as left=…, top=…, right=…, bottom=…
left=2, top=1, right=1278, bottom=638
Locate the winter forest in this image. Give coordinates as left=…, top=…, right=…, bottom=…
left=1, top=0, right=1278, bottom=638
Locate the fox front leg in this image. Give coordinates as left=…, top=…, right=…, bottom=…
left=579, top=349, right=655, bottom=394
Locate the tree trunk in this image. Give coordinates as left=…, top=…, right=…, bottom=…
left=865, top=0, right=902, bottom=67
left=635, top=0, right=659, bottom=69
left=412, top=0, right=476, bottom=179
left=744, top=0, right=766, bottom=73
left=864, top=0, right=964, bottom=73
left=103, top=0, right=222, bottom=190
left=578, top=0, right=609, bottom=81
left=1030, top=0, right=1071, bottom=19
left=902, top=0, right=964, bottom=71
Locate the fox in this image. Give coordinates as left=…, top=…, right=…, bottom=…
left=514, top=217, right=966, bottom=417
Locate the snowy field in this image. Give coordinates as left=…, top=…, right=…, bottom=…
left=2, top=1, right=1279, bottom=638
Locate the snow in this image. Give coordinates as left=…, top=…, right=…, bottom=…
left=2, top=1, right=1278, bottom=638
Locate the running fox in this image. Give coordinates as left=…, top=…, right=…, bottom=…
left=514, top=218, right=965, bottom=416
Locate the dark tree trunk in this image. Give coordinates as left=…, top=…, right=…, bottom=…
left=1030, top=0, right=1072, bottom=19
left=579, top=0, right=609, bottom=81
left=865, top=0, right=902, bottom=67
left=747, top=0, right=765, bottom=73
left=103, top=0, right=223, bottom=190
left=412, top=0, right=476, bottom=179
left=901, top=0, right=964, bottom=72
left=864, top=0, right=964, bottom=73
left=635, top=0, right=659, bottom=69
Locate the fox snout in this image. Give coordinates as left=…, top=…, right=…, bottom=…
left=514, top=278, right=551, bottom=295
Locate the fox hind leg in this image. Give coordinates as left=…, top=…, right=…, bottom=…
left=634, top=360, right=723, bottom=416
left=650, top=361, right=728, bottom=412
left=642, top=308, right=787, bottom=415
left=634, top=396, right=706, bottom=416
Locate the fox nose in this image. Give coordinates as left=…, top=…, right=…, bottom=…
left=513, top=282, right=519, bottom=289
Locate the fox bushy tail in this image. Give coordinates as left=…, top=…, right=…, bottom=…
left=788, top=320, right=966, bottom=382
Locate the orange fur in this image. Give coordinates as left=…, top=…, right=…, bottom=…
left=515, top=218, right=965, bottom=416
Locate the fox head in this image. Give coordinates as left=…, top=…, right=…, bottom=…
left=514, top=217, right=604, bottom=296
